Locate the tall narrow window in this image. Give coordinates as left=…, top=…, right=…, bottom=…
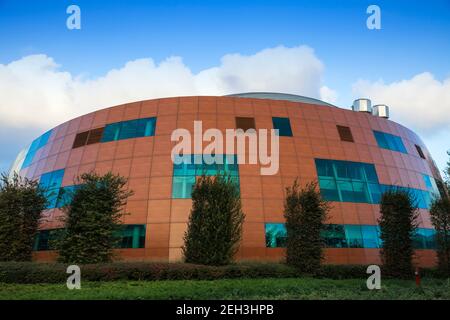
left=336, top=125, right=354, bottom=142
left=415, top=144, right=426, bottom=159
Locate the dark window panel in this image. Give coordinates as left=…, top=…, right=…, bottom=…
left=86, top=127, right=104, bottom=145
left=415, top=144, right=426, bottom=159
left=72, top=131, right=89, bottom=148
left=272, top=117, right=293, bottom=136
left=235, top=117, right=256, bottom=131
left=336, top=125, right=354, bottom=142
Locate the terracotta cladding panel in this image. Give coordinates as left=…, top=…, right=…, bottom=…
left=133, top=137, right=154, bottom=158
left=128, top=177, right=150, bottom=201
left=123, top=102, right=142, bottom=120
left=67, top=148, right=83, bottom=167
left=115, top=139, right=135, bottom=159
left=94, top=160, right=113, bottom=176
left=155, top=116, right=177, bottom=136
left=232, top=101, right=252, bottom=117
left=54, top=122, right=69, bottom=140
left=251, top=99, right=270, bottom=116
left=171, top=199, right=192, bottom=222
left=78, top=113, right=95, bottom=131
left=97, top=141, right=117, bottom=162
left=198, top=96, right=217, bottom=114
left=242, top=222, right=265, bottom=247
left=146, top=223, right=170, bottom=248
left=67, top=117, right=81, bottom=134
left=178, top=96, right=199, bottom=114
left=61, top=166, right=78, bottom=187
left=242, top=199, right=264, bottom=222
left=269, top=100, right=287, bottom=117
left=124, top=200, right=148, bottom=224
left=107, top=104, right=126, bottom=123
left=158, top=98, right=179, bottom=116
left=140, top=99, right=159, bottom=117
left=147, top=199, right=171, bottom=223
left=169, top=223, right=187, bottom=248
left=91, top=109, right=109, bottom=127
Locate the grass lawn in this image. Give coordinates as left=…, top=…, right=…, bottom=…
left=1, top=277, right=450, bottom=300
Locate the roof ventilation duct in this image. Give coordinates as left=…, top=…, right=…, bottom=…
left=352, top=98, right=372, bottom=113
left=373, top=104, right=390, bottom=119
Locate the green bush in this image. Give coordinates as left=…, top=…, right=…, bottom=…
left=379, top=188, right=418, bottom=278
left=183, top=174, right=244, bottom=266
left=0, top=173, right=47, bottom=262
left=284, top=180, right=330, bottom=272
left=430, top=192, right=450, bottom=275
left=0, top=261, right=445, bottom=284
left=56, top=172, right=133, bottom=264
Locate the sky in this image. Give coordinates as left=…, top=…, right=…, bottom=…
left=0, top=0, right=449, bottom=174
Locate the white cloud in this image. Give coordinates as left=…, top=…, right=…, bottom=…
left=0, top=45, right=330, bottom=131
left=319, top=85, right=338, bottom=104
left=352, top=72, right=450, bottom=134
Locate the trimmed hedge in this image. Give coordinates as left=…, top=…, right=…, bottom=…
left=0, top=262, right=447, bottom=284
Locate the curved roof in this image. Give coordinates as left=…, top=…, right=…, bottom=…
left=225, top=92, right=337, bottom=107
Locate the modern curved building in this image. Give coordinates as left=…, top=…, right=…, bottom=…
left=9, top=93, right=442, bottom=266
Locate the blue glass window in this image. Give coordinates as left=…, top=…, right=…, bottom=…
left=116, top=225, right=146, bottom=249
left=33, top=225, right=146, bottom=251
left=321, top=224, right=347, bottom=248
left=315, top=159, right=432, bottom=209
left=33, top=229, right=60, bottom=251
left=172, top=154, right=239, bottom=199
left=55, top=185, right=82, bottom=208
left=101, top=117, right=156, bottom=142
left=265, top=223, right=287, bottom=248
left=272, top=117, right=293, bottom=137
left=22, top=130, right=52, bottom=169
left=266, top=223, right=435, bottom=250
left=373, top=130, right=407, bottom=153
left=39, top=169, right=65, bottom=209
left=344, top=225, right=364, bottom=248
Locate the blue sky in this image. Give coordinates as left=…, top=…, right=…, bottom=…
left=0, top=0, right=449, bottom=173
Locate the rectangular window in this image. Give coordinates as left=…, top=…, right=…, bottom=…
left=56, top=185, right=81, bottom=208
left=373, top=130, right=407, bottom=153
left=314, top=158, right=432, bottom=209
left=321, top=224, right=347, bottom=248
left=235, top=117, right=256, bottom=131
left=116, top=225, right=146, bottom=248
left=39, top=169, right=65, bottom=209
left=415, top=144, right=426, bottom=159
left=86, top=127, right=104, bottom=145
left=33, top=225, right=146, bottom=251
left=33, top=229, right=62, bottom=251
left=265, top=223, right=287, bottom=248
left=336, top=125, right=354, bottom=142
left=172, top=154, right=239, bottom=199
left=101, top=118, right=156, bottom=143
left=73, top=131, right=90, bottom=148
left=272, top=117, right=293, bottom=136
left=265, top=223, right=435, bottom=250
